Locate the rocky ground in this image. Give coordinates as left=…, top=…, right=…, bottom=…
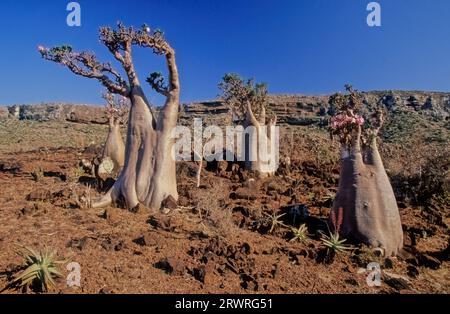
left=0, top=91, right=448, bottom=294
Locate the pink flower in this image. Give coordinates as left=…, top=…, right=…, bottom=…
left=355, top=115, right=365, bottom=125
left=330, top=113, right=364, bottom=130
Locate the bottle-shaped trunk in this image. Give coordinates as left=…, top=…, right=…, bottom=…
left=102, top=122, right=125, bottom=175
left=94, top=86, right=178, bottom=210
left=243, top=105, right=278, bottom=178
left=331, top=136, right=403, bottom=256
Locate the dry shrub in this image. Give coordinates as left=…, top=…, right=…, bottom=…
left=66, top=165, right=85, bottom=183
left=195, top=179, right=235, bottom=238
left=31, top=165, right=44, bottom=182
left=278, top=127, right=339, bottom=183
left=384, top=140, right=449, bottom=207
left=66, top=183, right=92, bottom=209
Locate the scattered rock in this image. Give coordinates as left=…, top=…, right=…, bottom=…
left=132, top=233, right=158, bottom=247
left=407, top=266, right=419, bottom=278
left=217, top=160, right=228, bottom=172
left=383, top=271, right=411, bottom=291
left=114, top=241, right=125, bottom=251
left=97, top=157, right=114, bottom=180
left=53, top=188, right=72, bottom=199
left=99, top=210, right=108, bottom=220
left=99, top=208, right=119, bottom=223
left=100, top=236, right=124, bottom=252
left=244, top=178, right=258, bottom=190
left=373, top=248, right=384, bottom=257
left=133, top=235, right=147, bottom=247
left=0, top=160, right=23, bottom=174
left=192, top=265, right=206, bottom=283
left=384, top=258, right=394, bottom=269
left=385, top=277, right=410, bottom=291
left=270, top=264, right=279, bottom=279
left=19, top=203, right=40, bottom=216
left=240, top=242, right=252, bottom=255
left=148, top=215, right=168, bottom=229
left=27, top=188, right=51, bottom=201
left=232, top=187, right=257, bottom=200
left=67, top=237, right=89, bottom=251
left=161, top=195, right=177, bottom=210
left=146, top=215, right=180, bottom=232
left=0, top=107, right=8, bottom=119
left=129, top=203, right=143, bottom=214
left=422, top=96, right=435, bottom=110
left=417, top=254, right=441, bottom=270
left=83, top=145, right=102, bottom=155
left=357, top=268, right=367, bottom=274
left=345, top=278, right=359, bottom=286
left=98, top=287, right=114, bottom=294
left=154, top=257, right=187, bottom=276
left=240, top=273, right=259, bottom=291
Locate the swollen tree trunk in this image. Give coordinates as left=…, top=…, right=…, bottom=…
left=93, top=46, right=180, bottom=211
left=244, top=103, right=278, bottom=178
left=40, top=23, right=182, bottom=211
left=102, top=120, right=125, bottom=175
left=331, top=127, right=403, bottom=256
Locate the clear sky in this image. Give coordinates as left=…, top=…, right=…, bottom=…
left=0, top=0, right=449, bottom=105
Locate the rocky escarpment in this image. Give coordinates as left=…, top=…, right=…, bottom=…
left=181, top=91, right=449, bottom=126
left=3, top=103, right=108, bottom=124
left=2, top=91, right=449, bottom=126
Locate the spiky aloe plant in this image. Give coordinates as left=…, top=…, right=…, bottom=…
left=290, top=224, right=310, bottom=243
left=264, top=212, right=286, bottom=233
left=321, top=192, right=335, bottom=205
left=12, top=245, right=64, bottom=292
left=321, top=207, right=352, bottom=253
left=320, top=232, right=353, bottom=253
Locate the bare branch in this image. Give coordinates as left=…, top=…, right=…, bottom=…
left=245, top=100, right=260, bottom=127
left=259, top=105, right=266, bottom=125
left=38, top=45, right=129, bottom=96
left=98, top=22, right=179, bottom=95
left=131, top=25, right=173, bottom=56
left=219, top=73, right=268, bottom=124
left=146, top=72, right=169, bottom=96
left=99, top=22, right=139, bottom=85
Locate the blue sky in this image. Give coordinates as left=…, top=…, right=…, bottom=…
left=0, top=0, right=449, bottom=105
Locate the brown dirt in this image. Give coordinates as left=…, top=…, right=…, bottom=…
left=0, top=125, right=448, bottom=293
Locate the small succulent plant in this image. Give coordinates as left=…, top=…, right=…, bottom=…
left=11, top=245, right=64, bottom=292
left=289, top=224, right=310, bottom=243
left=31, top=166, right=44, bottom=182
left=320, top=232, right=353, bottom=254
left=321, top=206, right=353, bottom=253
left=264, top=212, right=287, bottom=234
left=321, top=192, right=336, bottom=204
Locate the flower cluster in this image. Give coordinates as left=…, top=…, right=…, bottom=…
left=37, top=45, right=47, bottom=52
left=103, top=93, right=130, bottom=124
left=330, top=207, right=344, bottom=234
left=330, top=113, right=364, bottom=131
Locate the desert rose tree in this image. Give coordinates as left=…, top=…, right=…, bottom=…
left=101, top=92, right=128, bottom=175
left=39, top=23, right=180, bottom=211
left=219, top=74, right=278, bottom=178
left=329, top=85, right=403, bottom=256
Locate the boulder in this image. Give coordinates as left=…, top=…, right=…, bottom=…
left=0, top=106, right=8, bottom=119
